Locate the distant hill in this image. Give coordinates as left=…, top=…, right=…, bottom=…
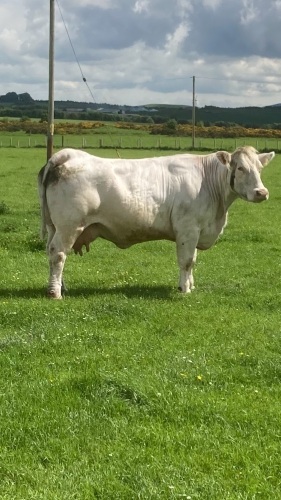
left=0, top=91, right=34, bottom=104
left=0, top=92, right=281, bottom=128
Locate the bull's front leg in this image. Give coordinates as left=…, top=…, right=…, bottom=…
left=176, top=237, right=198, bottom=293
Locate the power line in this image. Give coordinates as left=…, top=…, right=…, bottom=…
left=162, top=75, right=281, bottom=85
left=56, top=0, right=97, bottom=103
left=194, top=75, right=281, bottom=85
left=55, top=0, right=121, bottom=158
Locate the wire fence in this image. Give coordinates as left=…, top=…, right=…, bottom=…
left=0, top=135, right=280, bottom=152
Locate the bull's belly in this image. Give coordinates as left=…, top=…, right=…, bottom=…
left=73, top=221, right=174, bottom=253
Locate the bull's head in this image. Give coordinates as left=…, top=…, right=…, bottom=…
left=217, top=146, right=275, bottom=202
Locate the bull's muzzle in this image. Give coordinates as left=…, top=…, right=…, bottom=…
left=254, top=187, right=269, bottom=202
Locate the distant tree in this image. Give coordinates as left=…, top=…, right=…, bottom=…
left=39, top=112, right=48, bottom=123
left=214, top=121, right=226, bottom=127
left=166, top=119, right=177, bottom=130
left=146, top=117, right=155, bottom=124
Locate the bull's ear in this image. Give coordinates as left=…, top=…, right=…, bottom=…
left=258, top=151, right=275, bottom=167
left=216, top=151, right=231, bottom=166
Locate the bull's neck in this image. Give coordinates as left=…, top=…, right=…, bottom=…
left=202, top=158, right=237, bottom=211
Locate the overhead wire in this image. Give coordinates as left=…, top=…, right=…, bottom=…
left=56, top=0, right=97, bottom=103
left=55, top=0, right=121, bottom=157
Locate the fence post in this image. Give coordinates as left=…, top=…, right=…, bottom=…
left=61, top=135, right=64, bottom=148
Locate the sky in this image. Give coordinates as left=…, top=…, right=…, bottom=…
left=1, top=0, right=281, bottom=108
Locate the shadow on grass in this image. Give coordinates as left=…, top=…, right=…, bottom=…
left=0, top=283, right=174, bottom=300
left=69, top=283, right=173, bottom=300
left=0, top=287, right=46, bottom=299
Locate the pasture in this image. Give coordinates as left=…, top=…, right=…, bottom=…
left=0, top=147, right=281, bottom=499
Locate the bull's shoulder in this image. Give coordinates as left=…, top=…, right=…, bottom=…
left=163, top=154, right=204, bottom=177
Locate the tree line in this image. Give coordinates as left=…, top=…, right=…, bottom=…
left=1, top=117, right=281, bottom=140
left=1, top=91, right=281, bottom=129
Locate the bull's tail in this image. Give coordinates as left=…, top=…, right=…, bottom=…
left=37, top=154, right=58, bottom=240
left=38, top=162, right=51, bottom=240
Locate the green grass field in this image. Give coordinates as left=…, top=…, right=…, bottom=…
left=0, top=147, right=281, bottom=499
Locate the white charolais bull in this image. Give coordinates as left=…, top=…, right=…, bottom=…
left=38, top=146, right=275, bottom=298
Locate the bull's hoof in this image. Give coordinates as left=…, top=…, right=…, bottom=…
left=47, top=291, right=62, bottom=299
left=177, top=286, right=191, bottom=294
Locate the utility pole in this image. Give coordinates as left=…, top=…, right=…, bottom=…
left=192, top=75, right=195, bottom=149
left=47, top=0, right=55, bottom=161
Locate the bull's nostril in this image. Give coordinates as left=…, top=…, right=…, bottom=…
left=256, top=188, right=268, bottom=197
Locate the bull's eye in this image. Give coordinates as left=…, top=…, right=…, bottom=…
left=237, top=166, right=244, bottom=171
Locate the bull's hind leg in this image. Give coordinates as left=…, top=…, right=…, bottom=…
left=47, top=233, right=67, bottom=299
left=45, top=224, right=68, bottom=295
left=47, top=229, right=83, bottom=299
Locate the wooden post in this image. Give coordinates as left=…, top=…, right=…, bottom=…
left=192, top=76, right=195, bottom=149
left=47, top=0, right=55, bottom=161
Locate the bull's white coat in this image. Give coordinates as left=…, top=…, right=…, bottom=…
left=38, top=146, right=275, bottom=298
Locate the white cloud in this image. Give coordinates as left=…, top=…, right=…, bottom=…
left=0, top=0, right=280, bottom=107
left=66, top=0, right=113, bottom=7
left=275, top=0, right=281, bottom=10
left=240, top=0, right=258, bottom=25
left=0, top=28, right=22, bottom=52
left=176, top=0, right=193, bottom=17
left=133, top=0, right=150, bottom=14
left=165, top=22, right=190, bottom=55
left=202, top=0, right=222, bottom=9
